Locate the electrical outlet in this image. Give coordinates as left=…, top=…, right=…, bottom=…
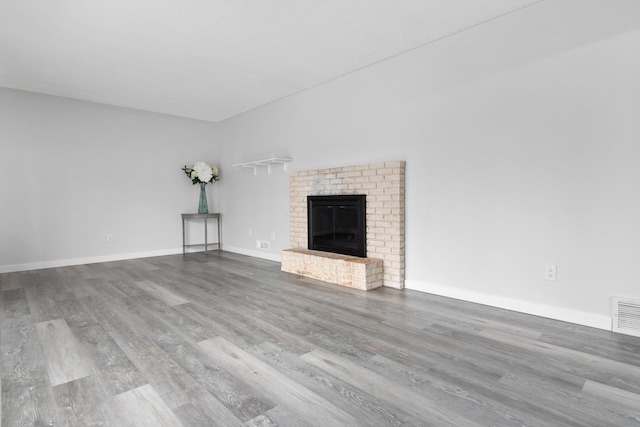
left=107, top=233, right=114, bottom=243
left=248, top=228, right=253, bottom=237
left=256, top=240, right=270, bottom=250
left=545, top=265, right=557, bottom=281
left=271, top=232, right=276, bottom=241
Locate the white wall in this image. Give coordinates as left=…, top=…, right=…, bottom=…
left=0, top=89, right=220, bottom=271
left=216, top=0, right=640, bottom=328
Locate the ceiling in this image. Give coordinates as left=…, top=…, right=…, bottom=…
left=0, top=0, right=541, bottom=123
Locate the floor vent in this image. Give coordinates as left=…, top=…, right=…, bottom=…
left=612, top=297, right=640, bottom=337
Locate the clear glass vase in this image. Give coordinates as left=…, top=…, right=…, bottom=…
left=198, top=182, right=208, bottom=214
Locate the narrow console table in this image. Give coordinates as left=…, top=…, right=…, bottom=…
left=181, top=213, right=222, bottom=254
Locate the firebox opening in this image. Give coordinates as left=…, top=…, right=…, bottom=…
left=307, top=195, right=366, bottom=257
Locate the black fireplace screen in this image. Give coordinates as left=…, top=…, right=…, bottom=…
left=307, top=194, right=366, bottom=257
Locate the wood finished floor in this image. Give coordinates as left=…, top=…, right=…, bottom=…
left=2, top=252, right=640, bottom=426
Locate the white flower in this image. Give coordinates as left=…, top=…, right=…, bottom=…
left=193, top=161, right=213, bottom=183
left=182, top=161, right=219, bottom=184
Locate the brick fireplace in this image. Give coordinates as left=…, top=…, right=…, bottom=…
left=282, top=161, right=405, bottom=289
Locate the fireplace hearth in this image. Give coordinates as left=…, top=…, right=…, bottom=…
left=307, top=194, right=366, bottom=257
left=286, top=161, right=405, bottom=289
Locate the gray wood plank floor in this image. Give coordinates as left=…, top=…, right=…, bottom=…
left=2, top=251, right=640, bottom=426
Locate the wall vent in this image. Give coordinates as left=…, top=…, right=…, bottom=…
left=612, top=297, right=640, bottom=337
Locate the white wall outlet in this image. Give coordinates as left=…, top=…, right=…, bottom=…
left=545, top=265, right=557, bottom=281
left=256, top=240, right=270, bottom=250
left=248, top=228, right=253, bottom=237
left=107, top=233, right=114, bottom=243
left=271, top=232, right=276, bottom=241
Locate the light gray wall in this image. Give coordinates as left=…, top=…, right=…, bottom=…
left=1, top=0, right=639, bottom=329
left=216, top=1, right=640, bottom=327
left=0, top=89, right=220, bottom=269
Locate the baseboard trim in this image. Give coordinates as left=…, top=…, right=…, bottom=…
left=0, top=246, right=282, bottom=274
left=0, top=248, right=184, bottom=274
left=405, top=280, right=611, bottom=331
left=222, top=245, right=282, bottom=262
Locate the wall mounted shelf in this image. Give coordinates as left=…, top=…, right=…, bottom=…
left=232, top=157, right=292, bottom=175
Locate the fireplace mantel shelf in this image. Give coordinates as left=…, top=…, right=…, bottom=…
left=232, top=157, right=292, bottom=175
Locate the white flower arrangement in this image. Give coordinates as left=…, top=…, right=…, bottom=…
left=182, top=162, right=219, bottom=185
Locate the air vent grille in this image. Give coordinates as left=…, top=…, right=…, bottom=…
left=612, top=297, right=640, bottom=337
